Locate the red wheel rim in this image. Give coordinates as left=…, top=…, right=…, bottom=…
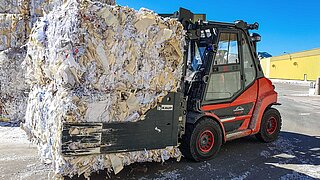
left=198, top=130, right=214, bottom=153
left=266, top=117, right=277, bottom=135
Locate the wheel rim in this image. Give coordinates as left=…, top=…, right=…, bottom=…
left=198, top=130, right=214, bottom=153
left=266, top=117, right=277, bottom=135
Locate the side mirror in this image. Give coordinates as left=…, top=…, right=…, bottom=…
left=250, top=33, right=261, bottom=52
left=251, top=33, right=261, bottom=42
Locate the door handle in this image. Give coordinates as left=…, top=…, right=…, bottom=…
left=202, top=75, right=209, bottom=84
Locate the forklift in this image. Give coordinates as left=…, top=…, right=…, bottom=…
left=62, top=8, right=282, bottom=162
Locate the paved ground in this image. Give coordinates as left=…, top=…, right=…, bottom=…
left=0, top=80, right=319, bottom=180
left=0, top=127, right=52, bottom=180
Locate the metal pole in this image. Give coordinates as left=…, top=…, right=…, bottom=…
left=316, top=77, right=320, bottom=95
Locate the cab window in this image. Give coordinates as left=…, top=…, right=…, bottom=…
left=214, top=33, right=239, bottom=65
left=242, top=33, right=256, bottom=86
left=205, top=71, right=241, bottom=100
left=205, top=32, right=241, bottom=101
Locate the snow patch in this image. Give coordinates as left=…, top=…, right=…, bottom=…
left=154, top=170, right=182, bottom=180
left=260, top=150, right=271, bottom=158
left=280, top=172, right=314, bottom=180
left=266, top=163, right=320, bottom=179
left=298, top=113, right=311, bottom=116
left=309, top=148, right=320, bottom=151
left=273, top=153, right=296, bottom=159
left=230, top=171, right=251, bottom=180
left=0, top=127, right=30, bottom=144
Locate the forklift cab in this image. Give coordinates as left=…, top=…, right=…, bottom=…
left=184, top=18, right=264, bottom=105
left=186, top=21, right=264, bottom=102
left=179, top=9, right=281, bottom=161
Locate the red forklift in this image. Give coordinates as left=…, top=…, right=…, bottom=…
left=62, top=8, right=282, bottom=162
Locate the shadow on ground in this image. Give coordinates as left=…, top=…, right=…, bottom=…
left=67, top=131, right=320, bottom=180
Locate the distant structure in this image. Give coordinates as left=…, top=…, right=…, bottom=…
left=260, top=48, right=320, bottom=81
left=258, top=52, right=272, bottom=59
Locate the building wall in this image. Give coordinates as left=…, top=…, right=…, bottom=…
left=260, top=48, right=320, bottom=81
left=260, top=57, right=270, bottom=78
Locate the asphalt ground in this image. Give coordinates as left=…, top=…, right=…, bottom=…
left=0, top=81, right=319, bottom=180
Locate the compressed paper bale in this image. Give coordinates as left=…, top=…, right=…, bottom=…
left=0, top=47, right=28, bottom=122
left=0, top=0, right=116, bottom=122
left=0, top=0, right=25, bottom=14
left=0, top=13, right=28, bottom=51
left=0, top=0, right=115, bottom=15
left=23, top=0, right=185, bottom=177
left=30, top=0, right=116, bottom=19
left=0, top=0, right=115, bottom=42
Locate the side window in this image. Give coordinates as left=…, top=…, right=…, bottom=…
left=205, top=72, right=241, bottom=100
left=214, top=33, right=239, bottom=65
left=242, top=33, right=256, bottom=86
left=205, top=32, right=242, bottom=101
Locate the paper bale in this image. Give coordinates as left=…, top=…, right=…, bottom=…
left=23, top=0, right=184, bottom=178
left=0, top=13, right=28, bottom=51
left=0, top=47, right=28, bottom=122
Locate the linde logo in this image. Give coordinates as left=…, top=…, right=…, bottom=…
left=233, top=106, right=244, bottom=115
left=157, top=105, right=174, bottom=111
left=233, top=106, right=244, bottom=112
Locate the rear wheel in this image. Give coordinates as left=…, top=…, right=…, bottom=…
left=180, top=118, right=222, bottom=161
left=256, top=108, right=282, bottom=143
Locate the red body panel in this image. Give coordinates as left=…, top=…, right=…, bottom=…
left=250, top=78, right=278, bottom=134
left=199, top=77, right=278, bottom=141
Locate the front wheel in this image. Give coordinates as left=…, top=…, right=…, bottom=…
left=180, top=118, right=222, bottom=161
left=256, top=108, right=282, bottom=143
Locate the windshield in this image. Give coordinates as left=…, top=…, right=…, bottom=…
left=191, top=43, right=206, bottom=71
left=189, top=28, right=217, bottom=72
left=185, top=28, right=217, bottom=81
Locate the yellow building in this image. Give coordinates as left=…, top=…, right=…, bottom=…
left=260, top=48, right=320, bottom=81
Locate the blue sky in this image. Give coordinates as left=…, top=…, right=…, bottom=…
left=116, top=0, right=320, bottom=56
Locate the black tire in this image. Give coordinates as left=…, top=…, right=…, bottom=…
left=256, top=108, right=282, bottom=143
left=180, top=118, right=222, bottom=161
